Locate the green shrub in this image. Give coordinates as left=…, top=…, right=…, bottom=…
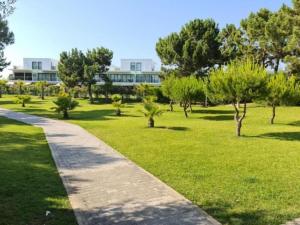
left=52, top=94, right=79, bottom=119
left=15, top=95, right=31, bottom=107
left=111, top=94, right=123, bottom=116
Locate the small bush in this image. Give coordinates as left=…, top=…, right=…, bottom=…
left=52, top=94, right=79, bottom=119
left=15, top=95, right=31, bottom=107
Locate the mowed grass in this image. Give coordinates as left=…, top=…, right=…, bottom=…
left=0, top=116, right=77, bottom=225
left=1, top=95, right=300, bottom=225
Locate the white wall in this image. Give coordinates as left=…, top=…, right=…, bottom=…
left=23, top=58, right=57, bottom=70
left=120, top=59, right=155, bottom=72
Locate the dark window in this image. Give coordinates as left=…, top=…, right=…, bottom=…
left=14, top=73, right=24, bottom=80
left=25, top=73, right=32, bottom=80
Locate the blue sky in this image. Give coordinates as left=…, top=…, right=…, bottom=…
left=4, top=0, right=291, bottom=73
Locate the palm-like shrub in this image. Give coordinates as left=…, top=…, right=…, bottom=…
left=111, top=94, right=123, bottom=116
left=52, top=94, right=79, bottom=119
left=15, top=95, right=31, bottom=107
left=140, top=97, right=163, bottom=127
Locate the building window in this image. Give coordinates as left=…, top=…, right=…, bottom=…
left=32, top=62, right=38, bottom=69
left=130, top=62, right=136, bottom=71
left=38, top=62, right=42, bottom=70
left=136, top=62, right=141, bottom=71
left=32, top=61, right=42, bottom=70
left=130, top=62, right=142, bottom=71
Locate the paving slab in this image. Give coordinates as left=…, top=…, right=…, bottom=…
left=0, top=108, right=221, bottom=225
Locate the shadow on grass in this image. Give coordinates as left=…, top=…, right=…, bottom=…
left=201, top=115, right=233, bottom=121
left=193, top=109, right=234, bottom=114
left=71, top=109, right=115, bottom=121
left=0, top=124, right=77, bottom=225
left=288, top=121, right=300, bottom=127
left=202, top=202, right=267, bottom=225
left=245, top=132, right=300, bottom=141
left=154, top=126, right=190, bottom=131
left=258, top=132, right=300, bottom=141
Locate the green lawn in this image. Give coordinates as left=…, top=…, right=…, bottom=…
left=1, top=95, right=300, bottom=225
left=0, top=116, right=77, bottom=225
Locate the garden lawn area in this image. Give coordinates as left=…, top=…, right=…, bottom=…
left=2, top=95, right=300, bottom=225
left=0, top=116, right=77, bottom=225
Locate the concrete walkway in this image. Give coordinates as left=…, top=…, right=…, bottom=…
left=0, top=108, right=220, bottom=225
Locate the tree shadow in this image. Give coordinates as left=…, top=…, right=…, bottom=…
left=254, top=132, right=300, bottom=141
left=154, top=126, right=190, bottom=131
left=0, top=125, right=77, bottom=225
left=288, top=121, right=300, bottom=127
left=74, top=199, right=217, bottom=225
left=193, top=109, right=234, bottom=114
left=70, top=109, right=116, bottom=121
left=201, top=200, right=294, bottom=225
left=202, top=201, right=267, bottom=225
left=201, top=115, right=233, bottom=121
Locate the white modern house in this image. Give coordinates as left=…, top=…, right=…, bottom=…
left=9, top=58, right=161, bottom=86
left=10, top=58, right=59, bottom=83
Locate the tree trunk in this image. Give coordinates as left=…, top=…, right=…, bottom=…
left=189, top=101, right=193, bottom=113
left=116, top=108, right=121, bottom=116
left=237, top=101, right=240, bottom=109
left=63, top=110, right=69, bottom=119
left=22, top=101, right=25, bottom=107
left=270, top=104, right=276, bottom=124
left=183, top=104, right=188, bottom=118
left=233, top=103, right=239, bottom=121
left=169, top=100, right=173, bottom=112
left=41, top=87, right=45, bottom=100
left=274, top=58, right=280, bottom=73
left=88, top=84, right=93, bottom=104
left=148, top=117, right=154, bottom=128
left=0, top=89, right=2, bottom=98
left=204, top=95, right=208, bottom=108
left=235, top=102, right=247, bottom=137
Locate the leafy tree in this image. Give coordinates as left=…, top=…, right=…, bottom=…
left=172, top=76, right=203, bottom=118
left=266, top=72, right=299, bottom=124
left=0, top=0, right=16, bottom=17
left=111, top=94, right=123, bottom=116
left=0, top=14, right=14, bottom=71
left=84, top=47, right=113, bottom=103
left=241, top=6, right=292, bottom=72
left=209, top=59, right=267, bottom=136
left=218, top=24, right=244, bottom=62
left=0, top=79, right=7, bottom=97
left=58, top=48, right=85, bottom=90
left=15, top=80, right=25, bottom=94
left=35, top=81, right=47, bottom=100
left=135, top=83, right=152, bottom=99
left=52, top=93, right=79, bottom=119
left=15, top=95, right=31, bottom=107
left=161, top=74, right=176, bottom=111
left=156, top=19, right=222, bottom=77
left=140, top=97, right=163, bottom=128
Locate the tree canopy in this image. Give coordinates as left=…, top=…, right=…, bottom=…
left=156, top=19, right=222, bottom=77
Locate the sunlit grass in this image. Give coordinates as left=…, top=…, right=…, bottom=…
left=1, top=95, right=300, bottom=225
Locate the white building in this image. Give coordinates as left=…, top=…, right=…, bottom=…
left=10, top=58, right=59, bottom=83
left=10, top=58, right=161, bottom=86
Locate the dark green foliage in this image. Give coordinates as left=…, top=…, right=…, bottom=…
left=84, top=47, right=113, bottom=103
left=156, top=19, right=222, bottom=77
left=58, top=48, right=85, bottom=89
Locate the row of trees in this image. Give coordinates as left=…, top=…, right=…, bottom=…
left=156, top=0, right=300, bottom=77
left=162, top=59, right=300, bottom=136
left=58, top=47, right=113, bottom=103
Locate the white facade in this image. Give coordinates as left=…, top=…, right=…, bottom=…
left=120, top=59, right=155, bottom=72
left=23, top=58, right=58, bottom=71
